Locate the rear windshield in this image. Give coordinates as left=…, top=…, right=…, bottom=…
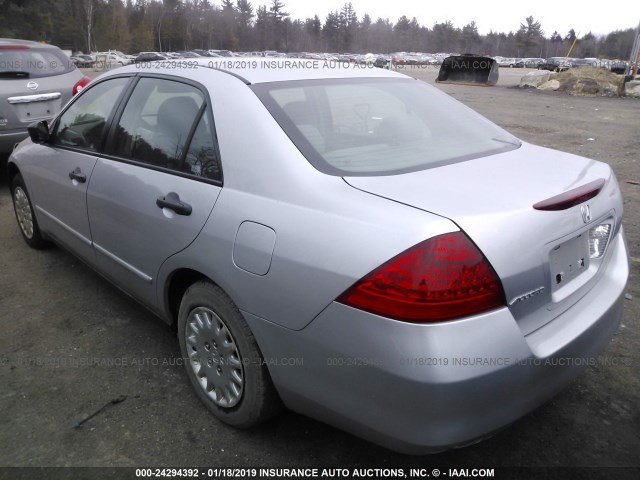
left=252, top=78, right=521, bottom=176
left=0, top=47, right=75, bottom=78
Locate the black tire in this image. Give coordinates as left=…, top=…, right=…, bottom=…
left=178, top=281, right=281, bottom=428
left=11, top=173, right=49, bottom=249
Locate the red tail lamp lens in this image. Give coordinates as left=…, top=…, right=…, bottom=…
left=337, top=232, right=505, bottom=322
left=73, top=75, right=91, bottom=95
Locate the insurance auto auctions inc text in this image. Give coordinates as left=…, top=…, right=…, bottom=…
left=228, top=468, right=495, bottom=478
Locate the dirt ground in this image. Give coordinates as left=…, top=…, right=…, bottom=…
left=0, top=66, right=638, bottom=475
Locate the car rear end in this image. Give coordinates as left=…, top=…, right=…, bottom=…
left=0, top=39, right=87, bottom=155
left=326, top=149, right=626, bottom=452
left=250, top=158, right=628, bottom=454
left=246, top=74, right=628, bottom=453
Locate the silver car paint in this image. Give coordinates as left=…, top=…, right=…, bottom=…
left=12, top=142, right=98, bottom=262
left=87, top=158, right=221, bottom=310
left=345, top=143, right=623, bottom=335
left=233, top=221, right=277, bottom=276
left=243, top=231, right=627, bottom=453
left=8, top=60, right=628, bottom=453
left=152, top=67, right=457, bottom=330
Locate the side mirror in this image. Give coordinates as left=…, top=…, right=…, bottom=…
left=27, top=120, right=50, bottom=144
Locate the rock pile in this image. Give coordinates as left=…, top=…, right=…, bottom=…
left=519, top=67, right=634, bottom=97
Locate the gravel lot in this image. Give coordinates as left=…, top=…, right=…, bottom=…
left=0, top=66, right=638, bottom=475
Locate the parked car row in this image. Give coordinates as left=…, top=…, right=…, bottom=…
left=69, top=48, right=635, bottom=77
left=236, top=51, right=456, bottom=66
left=535, top=56, right=633, bottom=73
left=121, top=50, right=638, bottom=76
left=69, top=50, right=215, bottom=68
left=69, top=51, right=134, bottom=67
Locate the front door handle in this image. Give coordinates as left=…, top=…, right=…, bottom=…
left=156, top=192, right=192, bottom=216
left=68, top=167, right=86, bottom=183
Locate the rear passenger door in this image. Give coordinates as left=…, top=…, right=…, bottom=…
left=87, top=76, right=222, bottom=308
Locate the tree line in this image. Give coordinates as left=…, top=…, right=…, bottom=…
left=0, top=0, right=636, bottom=60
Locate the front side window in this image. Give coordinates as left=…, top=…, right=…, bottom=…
left=111, top=78, right=205, bottom=173
left=253, top=78, right=521, bottom=176
left=53, top=77, right=129, bottom=151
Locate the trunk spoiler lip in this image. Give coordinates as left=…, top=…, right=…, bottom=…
left=533, top=178, right=606, bottom=211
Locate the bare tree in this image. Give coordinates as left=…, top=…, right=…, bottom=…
left=82, top=0, right=97, bottom=52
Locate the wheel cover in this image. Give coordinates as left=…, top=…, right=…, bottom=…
left=186, top=307, right=244, bottom=408
left=14, top=187, right=34, bottom=239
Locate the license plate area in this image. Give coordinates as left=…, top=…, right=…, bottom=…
left=13, top=99, right=60, bottom=122
left=550, top=233, right=590, bottom=292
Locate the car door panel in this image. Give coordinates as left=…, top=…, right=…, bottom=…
left=87, top=158, right=220, bottom=307
left=20, top=77, right=131, bottom=263
left=83, top=75, right=223, bottom=308
left=23, top=146, right=97, bottom=261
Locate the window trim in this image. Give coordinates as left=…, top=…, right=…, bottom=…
left=102, top=73, right=223, bottom=186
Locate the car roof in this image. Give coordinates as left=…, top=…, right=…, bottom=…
left=0, top=38, right=60, bottom=49
left=112, top=58, right=406, bottom=84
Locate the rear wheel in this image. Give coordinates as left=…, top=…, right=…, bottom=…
left=178, top=281, right=281, bottom=427
left=11, top=173, right=49, bottom=249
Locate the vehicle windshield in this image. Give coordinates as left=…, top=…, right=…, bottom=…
left=0, top=47, right=75, bottom=78
left=253, top=77, right=521, bottom=176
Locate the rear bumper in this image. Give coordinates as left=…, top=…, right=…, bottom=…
left=244, top=230, right=628, bottom=454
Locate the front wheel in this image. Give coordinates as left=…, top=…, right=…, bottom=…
left=178, top=281, right=281, bottom=428
left=11, top=173, right=49, bottom=249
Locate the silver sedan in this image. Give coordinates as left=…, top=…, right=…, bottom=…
left=7, top=59, right=628, bottom=454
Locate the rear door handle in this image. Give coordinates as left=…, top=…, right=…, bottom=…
left=156, top=192, right=192, bottom=216
left=68, top=167, right=86, bottom=183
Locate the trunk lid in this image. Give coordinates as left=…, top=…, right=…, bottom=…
left=344, top=143, right=623, bottom=334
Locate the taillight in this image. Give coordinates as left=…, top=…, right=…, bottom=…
left=73, top=75, right=91, bottom=95
left=337, top=232, right=505, bottom=322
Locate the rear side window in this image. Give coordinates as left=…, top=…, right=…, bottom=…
left=112, top=78, right=206, bottom=173
left=0, top=47, right=75, bottom=78
left=52, top=77, right=129, bottom=151
left=184, top=114, right=221, bottom=181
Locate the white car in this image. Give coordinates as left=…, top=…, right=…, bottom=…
left=97, top=51, right=132, bottom=66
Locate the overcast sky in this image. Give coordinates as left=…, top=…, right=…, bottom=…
left=280, top=0, right=638, bottom=36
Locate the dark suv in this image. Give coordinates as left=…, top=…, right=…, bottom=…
left=538, top=57, right=571, bottom=72
left=134, top=52, right=168, bottom=63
